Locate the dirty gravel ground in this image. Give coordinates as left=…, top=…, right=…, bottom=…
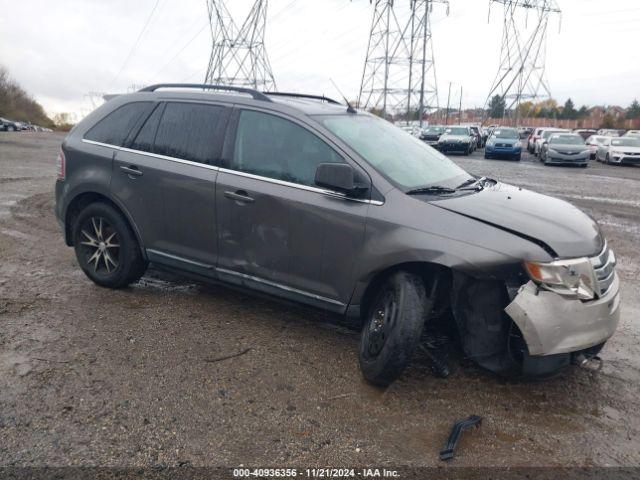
left=1, top=132, right=639, bottom=469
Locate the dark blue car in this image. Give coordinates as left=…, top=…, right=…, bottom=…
left=484, top=127, right=522, bottom=161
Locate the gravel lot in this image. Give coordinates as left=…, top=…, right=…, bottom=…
left=1, top=132, right=639, bottom=469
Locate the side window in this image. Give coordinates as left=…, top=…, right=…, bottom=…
left=85, top=102, right=151, bottom=146
left=153, top=102, right=224, bottom=164
left=129, top=104, right=163, bottom=153
left=231, top=110, right=345, bottom=187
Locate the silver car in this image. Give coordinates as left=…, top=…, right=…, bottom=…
left=539, top=133, right=589, bottom=167
left=596, top=136, right=640, bottom=165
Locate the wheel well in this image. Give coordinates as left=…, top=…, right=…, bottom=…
left=358, top=262, right=452, bottom=324
left=64, top=193, right=130, bottom=247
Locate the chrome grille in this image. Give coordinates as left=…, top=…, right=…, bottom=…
left=590, top=242, right=616, bottom=297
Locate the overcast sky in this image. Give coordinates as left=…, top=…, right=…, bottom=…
left=1, top=0, right=639, bottom=120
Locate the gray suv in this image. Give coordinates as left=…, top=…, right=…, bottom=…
left=55, top=84, right=620, bottom=386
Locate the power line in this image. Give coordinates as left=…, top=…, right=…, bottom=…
left=110, top=0, right=163, bottom=88
left=150, top=21, right=209, bottom=82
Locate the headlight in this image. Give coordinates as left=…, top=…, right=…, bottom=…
left=524, top=258, right=597, bottom=300
left=548, top=148, right=559, bottom=155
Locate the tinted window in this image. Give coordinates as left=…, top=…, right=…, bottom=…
left=85, top=102, right=151, bottom=146
left=231, top=110, right=345, bottom=186
left=130, top=104, right=163, bottom=153
left=154, top=103, right=224, bottom=164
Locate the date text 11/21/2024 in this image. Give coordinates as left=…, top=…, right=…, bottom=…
left=232, top=468, right=400, bottom=478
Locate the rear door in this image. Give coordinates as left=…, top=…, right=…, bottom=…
left=215, top=108, right=369, bottom=310
left=112, top=101, right=230, bottom=272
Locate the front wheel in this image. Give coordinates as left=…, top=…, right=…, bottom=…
left=72, top=203, right=148, bottom=288
left=513, top=153, right=521, bottom=161
left=359, top=272, right=427, bottom=387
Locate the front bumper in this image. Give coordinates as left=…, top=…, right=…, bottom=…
left=438, top=141, right=469, bottom=153
left=486, top=144, right=521, bottom=156
left=545, top=152, right=589, bottom=165
left=610, top=154, right=640, bottom=164
left=505, top=274, right=621, bottom=356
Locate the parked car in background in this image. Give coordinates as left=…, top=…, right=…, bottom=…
left=518, top=127, right=533, bottom=139
left=585, top=135, right=609, bottom=159
left=469, top=125, right=484, bottom=148
left=597, top=129, right=620, bottom=137
left=527, top=128, right=545, bottom=153
left=534, top=128, right=570, bottom=156
left=484, top=127, right=522, bottom=160
left=1, top=117, right=21, bottom=132
left=539, top=133, right=589, bottom=167
left=623, top=130, right=640, bottom=138
left=419, top=125, right=445, bottom=147
left=574, top=129, right=597, bottom=140
left=596, top=137, right=640, bottom=165
left=54, top=83, right=620, bottom=383
left=481, top=126, right=490, bottom=145
left=437, top=126, right=475, bottom=155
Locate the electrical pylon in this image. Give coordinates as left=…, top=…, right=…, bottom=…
left=358, top=0, right=448, bottom=123
left=484, top=0, right=561, bottom=124
left=204, top=0, right=277, bottom=91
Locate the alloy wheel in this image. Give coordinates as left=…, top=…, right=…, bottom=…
left=78, top=216, right=121, bottom=275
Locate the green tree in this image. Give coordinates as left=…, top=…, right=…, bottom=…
left=626, top=99, right=640, bottom=119
left=488, top=95, right=506, bottom=118
left=561, top=98, right=577, bottom=120
left=577, top=105, right=589, bottom=118
left=602, top=114, right=616, bottom=129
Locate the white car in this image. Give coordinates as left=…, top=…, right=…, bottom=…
left=597, top=129, right=620, bottom=137
left=585, top=135, right=610, bottom=160
left=534, top=128, right=570, bottom=156
left=623, top=130, right=640, bottom=137
left=596, top=136, right=640, bottom=165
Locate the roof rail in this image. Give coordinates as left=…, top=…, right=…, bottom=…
left=264, top=92, right=341, bottom=105
left=138, top=84, right=273, bottom=102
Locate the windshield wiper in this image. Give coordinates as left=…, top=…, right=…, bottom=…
left=406, top=185, right=457, bottom=195
left=456, top=176, right=487, bottom=190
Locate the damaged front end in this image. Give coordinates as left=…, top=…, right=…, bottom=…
left=450, top=241, right=621, bottom=377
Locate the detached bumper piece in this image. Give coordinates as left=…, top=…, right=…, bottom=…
left=439, top=415, right=483, bottom=461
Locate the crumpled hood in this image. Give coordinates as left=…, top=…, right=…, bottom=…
left=430, top=182, right=603, bottom=258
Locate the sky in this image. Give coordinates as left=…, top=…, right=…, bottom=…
left=1, top=0, right=639, bottom=121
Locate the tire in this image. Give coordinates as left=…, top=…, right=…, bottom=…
left=359, top=272, right=427, bottom=387
left=513, top=153, right=521, bottom=161
left=605, top=154, right=610, bottom=165
left=484, top=154, right=491, bottom=160
left=72, top=202, right=147, bottom=288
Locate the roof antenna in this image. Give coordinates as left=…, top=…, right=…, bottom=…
left=330, top=78, right=357, bottom=114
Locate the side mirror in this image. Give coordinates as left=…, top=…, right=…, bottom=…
left=315, top=163, right=362, bottom=194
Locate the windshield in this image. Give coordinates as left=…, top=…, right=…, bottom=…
left=542, top=130, right=566, bottom=140
left=423, top=126, right=444, bottom=134
left=444, top=127, right=469, bottom=135
left=319, top=115, right=469, bottom=190
left=611, top=138, right=640, bottom=147
left=550, top=135, right=584, bottom=145
left=492, top=128, right=518, bottom=139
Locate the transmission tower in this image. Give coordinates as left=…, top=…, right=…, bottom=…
left=358, top=0, right=448, bottom=123
left=484, top=0, right=561, bottom=124
left=204, top=0, right=276, bottom=91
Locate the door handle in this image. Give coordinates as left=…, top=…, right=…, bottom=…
left=224, top=190, right=254, bottom=203
left=120, top=165, right=143, bottom=177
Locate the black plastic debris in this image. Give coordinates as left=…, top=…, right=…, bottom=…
left=439, top=415, right=483, bottom=461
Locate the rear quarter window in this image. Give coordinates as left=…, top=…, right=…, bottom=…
left=84, top=102, right=152, bottom=146
left=152, top=102, right=225, bottom=164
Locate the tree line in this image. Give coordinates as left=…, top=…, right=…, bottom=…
left=488, top=94, right=640, bottom=122
left=0, top=65, right=55, bottom=128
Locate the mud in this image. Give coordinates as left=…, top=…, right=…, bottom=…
left=1, top=132, right=639, bottom=468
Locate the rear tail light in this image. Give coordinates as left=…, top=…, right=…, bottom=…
left=56, top=150, right=66, bottom=180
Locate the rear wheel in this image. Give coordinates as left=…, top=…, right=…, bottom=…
left=359, top=272, right=427, bottom=387
left=72, top=203, right=147, bottom=288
